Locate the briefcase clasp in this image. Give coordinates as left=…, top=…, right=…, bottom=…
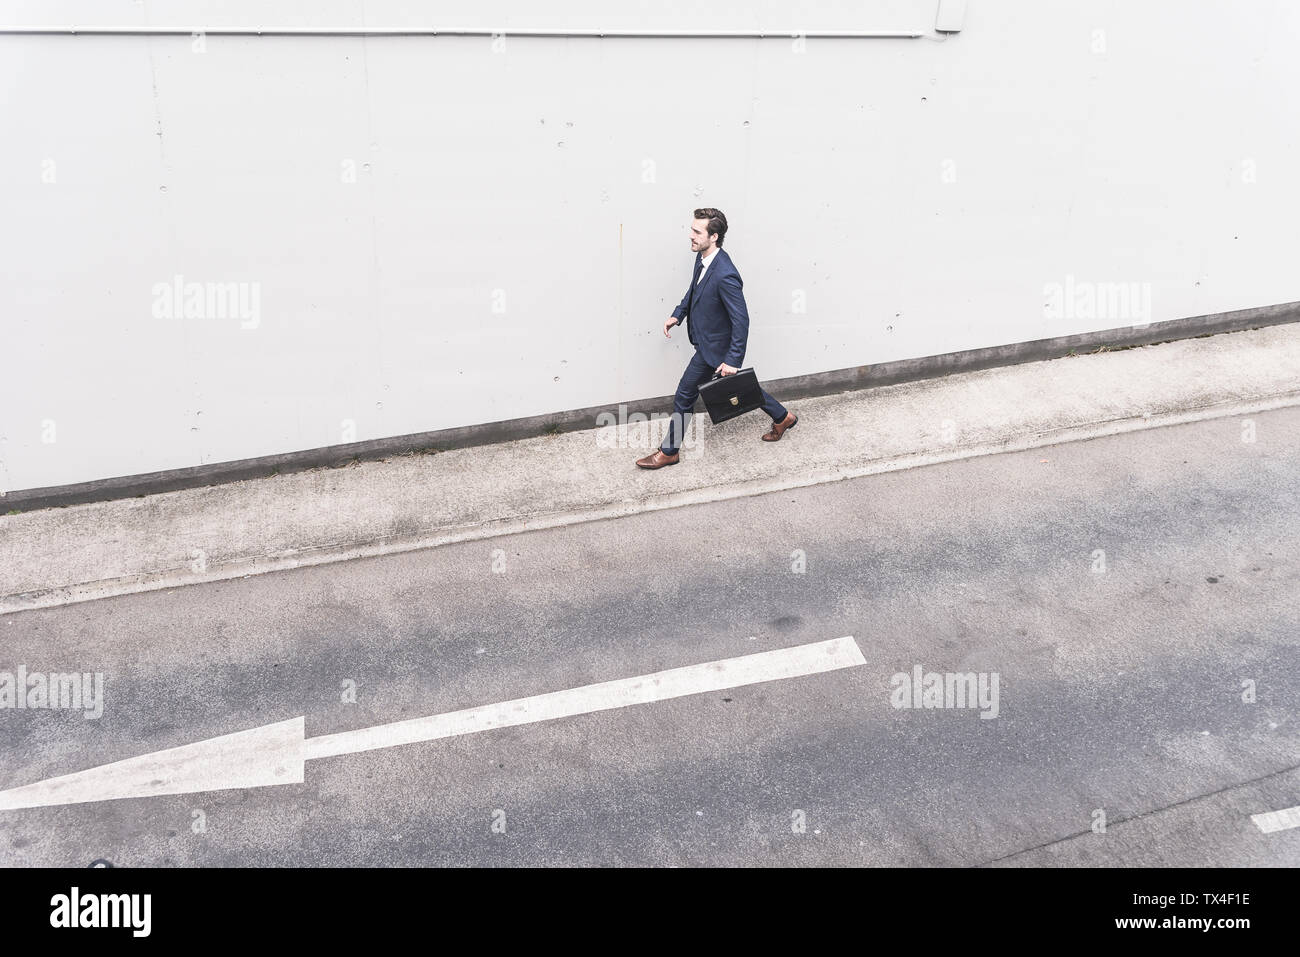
left=729, top=396, right=738, bottom=406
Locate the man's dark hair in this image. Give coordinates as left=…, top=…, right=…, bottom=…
left=694, top=207, right=728, bottom=248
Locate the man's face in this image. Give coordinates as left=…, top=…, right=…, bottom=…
left=689, top=219, right=717, bottom=254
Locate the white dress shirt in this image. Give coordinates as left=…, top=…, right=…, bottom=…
left=697, top=247, right=719, bottom=284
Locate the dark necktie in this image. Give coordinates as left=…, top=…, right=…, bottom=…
left=686, top=257, right=704, bottom=320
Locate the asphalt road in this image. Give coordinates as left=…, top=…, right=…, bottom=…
left=1, top=406, right=1297, bottom=866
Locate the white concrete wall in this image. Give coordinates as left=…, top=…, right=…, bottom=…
left=2, top=0, right=1298, bottom=492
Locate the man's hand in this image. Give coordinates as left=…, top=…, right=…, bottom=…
left=663, top=316, right=679, bottom=338
left=716, top=362, right=738, bottom=376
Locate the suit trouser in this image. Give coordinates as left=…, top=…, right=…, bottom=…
left=660, top=349, right=789, bottom=455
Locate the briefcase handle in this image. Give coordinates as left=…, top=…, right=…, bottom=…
left=708, top=367, right=751, bottom=381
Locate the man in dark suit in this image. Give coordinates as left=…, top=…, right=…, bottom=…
left=636, top=208, right=797, bottom=469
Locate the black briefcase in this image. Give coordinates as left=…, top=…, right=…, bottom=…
left=698, top=367, right=765, bottom=425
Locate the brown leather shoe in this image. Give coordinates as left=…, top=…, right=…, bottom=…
left=636, top=449, right=680, bottom=469
left=761, top=412, right=798, bottom=442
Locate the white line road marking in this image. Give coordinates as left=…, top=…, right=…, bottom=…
left=305, top=634, right=866, bottom=760
left=1251, top=805, right=1300, bottom=834
left=0, top=636, right=865, bottom=811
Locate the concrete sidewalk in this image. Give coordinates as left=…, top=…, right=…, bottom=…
left=3, top=322, right=1299, bottom=615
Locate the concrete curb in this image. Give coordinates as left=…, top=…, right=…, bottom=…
left=4, top=389, right=1298, bottom=616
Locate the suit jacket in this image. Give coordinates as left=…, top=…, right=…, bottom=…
left=670, top=247, right=749, bottom=369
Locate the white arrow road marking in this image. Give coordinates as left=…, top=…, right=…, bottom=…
left=0, top=636, right=865, bottom=811
left=1251, top=804, right=1300, bottom=834
left=0, top=718, right=305, bottom=812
